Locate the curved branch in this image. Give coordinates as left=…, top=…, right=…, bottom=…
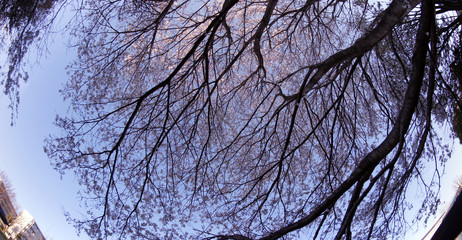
left=298, top=0, right=420, bottom=97
left=258, top=0, right=432, bottom=238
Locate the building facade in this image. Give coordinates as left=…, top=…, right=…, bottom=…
left=0, top=176, right=45, bottom=240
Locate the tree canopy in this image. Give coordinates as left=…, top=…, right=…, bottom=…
left=0, top=0, right=58, bottom=115
left=2, top=0, right=461, bottom=239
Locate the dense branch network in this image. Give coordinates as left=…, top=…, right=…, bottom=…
left=42, top=0, right=462, bottom=239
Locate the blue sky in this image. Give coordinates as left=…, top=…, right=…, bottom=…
left=0, top=11, right=461, bottom=240
left=0, top=33, right=89, bottom=239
